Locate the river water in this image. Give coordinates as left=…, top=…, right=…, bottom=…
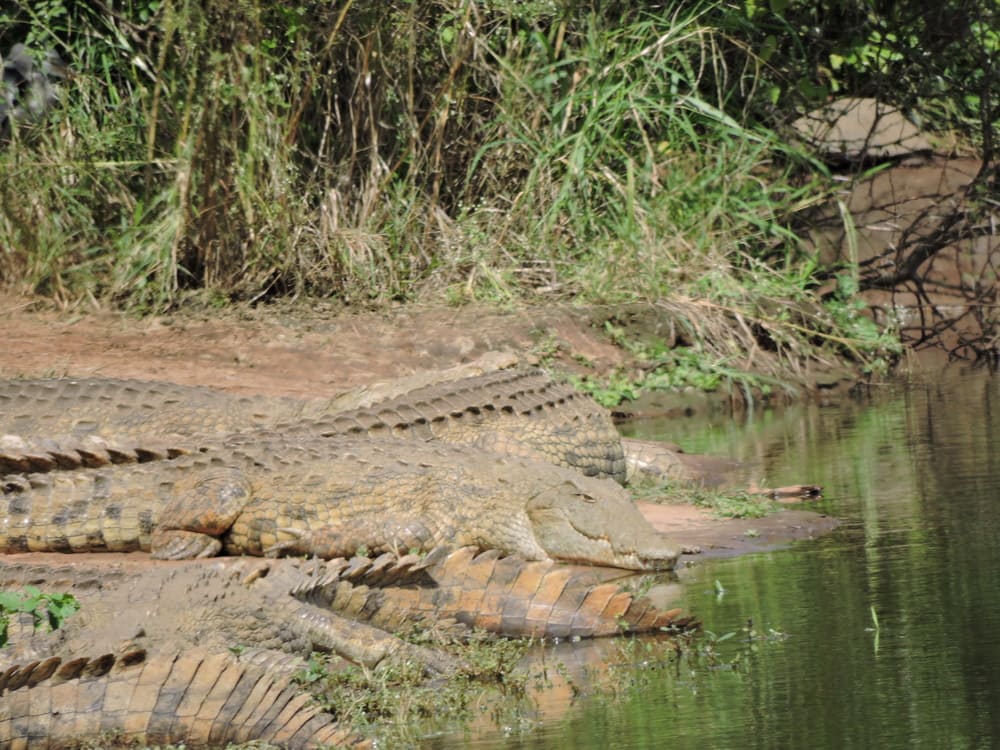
left=429, top=367, right=1000, bottom=749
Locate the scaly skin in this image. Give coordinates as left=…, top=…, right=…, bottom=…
left=337, top=546, right=696, bottom=638
left=0, top=548, right=694, bottom=662
left=0, top=647, right=367, bottom=749
left=0, top=552, right=462, bottom=673
left=0, top=547, right=694, bottom=748
left=0, top=368, right=628, bottom=482
left=0, top=434, right=679, bottom=571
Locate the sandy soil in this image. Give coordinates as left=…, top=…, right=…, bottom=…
left=0, top=293, right=837, bottom=561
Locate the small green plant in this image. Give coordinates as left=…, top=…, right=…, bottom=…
left=631, top=478, right=780, bottom=519
left=823, top=273, right=902, bottom=375
left=0, top=586, right=80, bottom=647
left=702, top=490, right=780, bottom=519
left=570, top=371, right=642, bottom=408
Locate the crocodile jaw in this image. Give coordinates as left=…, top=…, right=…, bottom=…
left=526, top=479, right=680, bottom=571
left=529, top=509, right=679, bottom=570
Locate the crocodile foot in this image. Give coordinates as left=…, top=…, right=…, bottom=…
left=150, top=529, right=223, bottom=560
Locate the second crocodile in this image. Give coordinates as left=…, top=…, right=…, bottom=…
left=0, top=367, right=629, bottom=482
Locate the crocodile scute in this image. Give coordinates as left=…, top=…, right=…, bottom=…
left=0, top=368, right=628, bottom=483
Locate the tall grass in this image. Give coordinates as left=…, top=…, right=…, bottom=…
left=0, top=1, right=896, bottom=374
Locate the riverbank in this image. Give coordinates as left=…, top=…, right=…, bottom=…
left=0, top=292, right=838, bottom=556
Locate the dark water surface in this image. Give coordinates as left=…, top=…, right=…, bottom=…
left=429, top=368, right=1000, bottom=749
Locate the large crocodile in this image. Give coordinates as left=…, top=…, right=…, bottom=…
left=0, top=547, right=692, bottom=747
left=0, top=433, right=679, bottom=570
left=0, top=367, right=630, bottom=482
left=0, top=547, right=692, bottom=664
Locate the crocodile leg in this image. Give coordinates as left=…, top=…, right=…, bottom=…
left=263, top=517, right=440, bottom=559
left=290, top=599, right=463, bottom=674
left=150, top=467, right=254, bottom=560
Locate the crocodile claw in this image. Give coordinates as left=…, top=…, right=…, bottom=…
left=264, top=527, right=306, bottom=558
left=150, top=529, right=223, bottom=560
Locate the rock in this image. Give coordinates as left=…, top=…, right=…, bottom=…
left=791, top=97, right=932, bottom=163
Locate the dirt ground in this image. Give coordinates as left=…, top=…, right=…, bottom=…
left=0, top=293, right=838, bottom=562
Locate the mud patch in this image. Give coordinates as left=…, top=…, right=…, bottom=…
left=637, top=503, right=839, bottom=564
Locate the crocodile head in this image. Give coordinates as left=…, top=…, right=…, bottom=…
left=525, top=474, right=679, bottom=571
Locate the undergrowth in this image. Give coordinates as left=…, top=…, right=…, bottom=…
left=296, top=625, right=532, bottom=747
left=5, top=0, right=985, bottom=382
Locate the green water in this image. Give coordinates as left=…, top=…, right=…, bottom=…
left=431, top=368, right=1000, bottom=749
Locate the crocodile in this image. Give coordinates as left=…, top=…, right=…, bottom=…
left=0, top=647, right=367, bottom=750
left=0, top=547, right=693, bottom=663
left=0, top=550, right=468, bottom=676
left=0, top=367, right=629, bottom=483
left=0, top=433, right=680, bottom=570
left=0, top=548, right=693, bottom=747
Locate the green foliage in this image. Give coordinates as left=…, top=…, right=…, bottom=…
left=631, top=477, right=780, bottom=519
left=823, top=273, right=902, bottom=374
left=573, top=320, right=787, bottom=405
left=701, top=489, right=780, bottom=519
left=6, top=0, right=973, bottom=383
left=571, top=371, right=641, bottom=408
left=0, top=586, right=80, bottom=647
left=717, top=0, right=999, bottom=148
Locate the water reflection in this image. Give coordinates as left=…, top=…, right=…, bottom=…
left=430, top=368, right=1000, bottom=749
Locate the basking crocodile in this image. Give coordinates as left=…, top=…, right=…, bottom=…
left=0, top=367, right=628, bottom=482
left=0, top=550, right=463, bottom=676
left=0, top=647, right=366, bottom=749
left=0, top=545, right=693, bottom=748
left=0, top=433, right=679, bottom=570
left=0, top=547, right=692, bottom=664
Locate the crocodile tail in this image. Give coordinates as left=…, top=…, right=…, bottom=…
left=0, top=433, right=188, bottom=474
left=0, top=648, right=366, bottom=749
left=0, top=471, right=156, bottom=553
left=318, top=546, right=697, bottom=639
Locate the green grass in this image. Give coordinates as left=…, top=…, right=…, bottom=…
left=295, top=625, right=533, bottom=747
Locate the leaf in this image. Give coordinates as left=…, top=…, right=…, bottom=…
left=0, top=592, right=22, bottom=613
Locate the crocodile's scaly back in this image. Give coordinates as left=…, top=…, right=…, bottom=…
left=0, top=648, right=366, bottom=749
left=0, top=376, right=310, bottom=436
left=0, top=369, right=627, bottom=482
left=282, top=368, right=626, bottom=481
